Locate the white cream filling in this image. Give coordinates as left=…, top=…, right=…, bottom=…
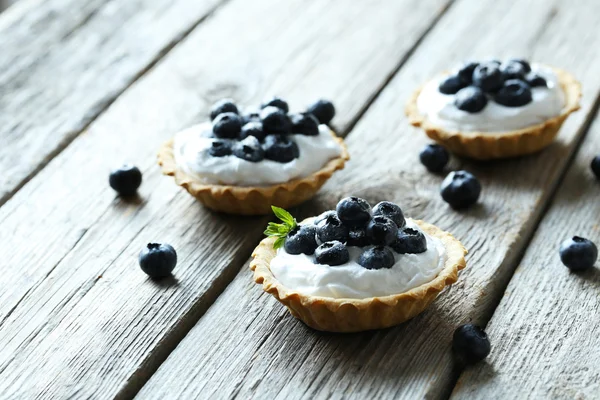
left=417, top=64, right=565, bottom=132
left=173, top=122, right=342, bottom=186
left=270, top=219, right=447, bottom=299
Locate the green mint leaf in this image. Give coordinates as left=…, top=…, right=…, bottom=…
left=271, top=206, right=297, bottom=228
left=273, top=236, right=285, bottom=249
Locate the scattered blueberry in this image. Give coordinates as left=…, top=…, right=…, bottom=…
left=419, top=144, right=449, bottom=173
left=307, top=99, right=335, bottom=124
left=208, top=139, right=233, bottom=157
left=138, top=243, right=177, bottom=278
left=454, top=86, right=488, bottom=113
left=358, top=246, right=395, bottom=270
left=261, top=96, right=289, bottom=113
left=239, top=121, right=266, bottom=141
left=559, top=236, right=598, bottom=271
left=109, top=164, right=142, bottom=197
left=336, top=197, right=372, bottom=228
left=260, top=106, right=291, bottom=134
left=366, top=215, right=398, bottom=246
left=313, top=210, right=336, bottom=226
left=439, top=75, right=467, bottom=95
left=391, top=227, right=427, bottom=254
left=290, top=113, right=320, bottom=136
left=212, top=112, right=243, bottom=139
left=591, top=155, right=600, bottom=179
left=441, top=170, right=481, bottom=209
left=315, top=241, right=350, bottom=266
left=372, top=201, right=405, bottom=228
left=347, top=228, right=370, bottom=247
left=526, top=73, right=547, bottom=88
left=472, top=62, right=504, bottom=92
left=315, top=213, right=349, bottom=243
left=500, top=60, right=527, bottom=81
left=453, top=324, right=491, bottom=365
left=210, top=99, right=238, bottom=120
left=232, top=136, right=265, bottom=162
left=457, top=62, right=479, bottom=84
left=284, top=224, right=318, bottom=255
left=263, top=135, right=299, bottom=163
left=494, top=79, right=532, bottom=107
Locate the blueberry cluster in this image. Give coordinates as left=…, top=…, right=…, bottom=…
left=207, top=97, right=335, bottom=163
left=284, top=197, right=428, bottom=270
left=438, top=59, right=548, bottom=113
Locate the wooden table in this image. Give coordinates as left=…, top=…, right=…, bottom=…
left=1, top=0, right=599, bottom=398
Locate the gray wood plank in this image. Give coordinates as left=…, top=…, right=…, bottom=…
left=451, top=109, right=600, bottom=399
left=0, top=0, right=225, bottom=205
left=0, top=0, right=451, bottom=398
left=136, top=0, right=600, bottom=398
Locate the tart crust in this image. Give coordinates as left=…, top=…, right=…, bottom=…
left=157, top=130, right=349, bottom=215
left=250, top=219, right=467, bottom=332
left=405, top=67, right=581, bottom=160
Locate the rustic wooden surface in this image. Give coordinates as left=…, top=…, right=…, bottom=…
left=1, top=0, right=600, bottom=399
left=138, top=0, right=600, bottom=398
left=0, top=0, right=453, bottom=398
left=451, top=112, right=600, bottom=399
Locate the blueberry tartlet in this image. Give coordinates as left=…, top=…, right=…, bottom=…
left=158, top=98, right=349, bottom=215
left=406, top=59, right=581, bottom=159
left=250, top=198, right=467, bottom=332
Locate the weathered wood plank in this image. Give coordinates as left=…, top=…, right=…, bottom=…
left=451, top=111, right=600, bottom=399
left=137, top=0, right=600, bottom=398
left=0, top=0, right=452, bottom=398
left=0, top=0, right=225, bottom=205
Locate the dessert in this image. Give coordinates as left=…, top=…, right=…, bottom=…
left=250, top=198, right=467, bottom=332
left=406, top=59, right=581, bottom=159
left=559, top=236, right=598, bottom=271
left=158, top=97, right=349, bottom=215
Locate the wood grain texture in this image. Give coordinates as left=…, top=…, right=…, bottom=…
left=0, top=0, right=451, bottom=398
left=0, top=0, right=225, bottom=205
left=451, top=111, right=600, bottom=399
left=137, top=0, right=600, bottom=398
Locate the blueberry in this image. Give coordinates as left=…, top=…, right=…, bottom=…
left=453, top=324, right=491, bottom=365
left=591, top=155, right=600, bottom=179
left=232, top=136, right=265, bottom=162
left=336, top=197, right=372, bottom=228
left=347, top=228, right=370, bottom=247
left=239, top=121, right=266, bottom=141
left=457, top=62, right=479, bottom=84
left=526, top=73, right=547, bottom=88
left=508, top=58, right=532, bottom=73
left=315, top=213, right=349, bottom=243
left=366, top=215, right=398, bottom=246
left=419, top=144, right=449, bottom=173
left=138, top=243, right=177, bottom=278
left=261, top=96, right=289, bottom=113
left=472, top=62, right=504, bottom=92
left=494, top=79, right=532, bottom=107
left=358, top=246, right=395, bottom=270
left=313, top=210, right=336, bottom=226
left=284, top=224, right=318, bottom=255
left=260, top=106, right=291, bottom=134
left=391, top=227, right=427, bottom=254
left=208, top=139, right=233, bottom=157
left=263, top=135, right=299, bottom=163
left=210, top=99, right=238, bottom=120
left=454, top=86, right=488, bottom=113
left=109, top=164, right=142, bottom=197
left=315, top=241, right=350, bottom=266
left=438, top=75, right=467, bottom=95
left=242, top=108, right=261, bottom=124
left=372, top=201, right=405, bottom=228
left=441, top=170, right=481, bottom=209
left=500, top=60, right=527, bottom=80
left=307, top=99, right=335, bottom=124
left=212, top=112, right=243, bottom=139
left=559, top=236, right=598, bottom=271
left=290, top=112, right=320, bottom=136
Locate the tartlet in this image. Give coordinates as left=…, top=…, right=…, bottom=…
left=406, top=59, right=581, bottom=160
left=250, top=199, right=467, bottom=332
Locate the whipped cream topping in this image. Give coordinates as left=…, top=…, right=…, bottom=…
left=173, top=123, right=343, bottom=186
left=417, top=64, right=565, bottom=132
left=270, top=219, right=447, bottom=299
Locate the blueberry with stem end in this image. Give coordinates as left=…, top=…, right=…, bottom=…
left=472, top=62, right=504, bottom=92
left=284, top=224, right=318, bottom=255
left=372, top=201, right=405, bottom=229
left=336, top=197, right=372, bottom=228
left=365, top=215, right=398, bottom=246
left=391, top=227, right=427, bottom=254
left=419, top=144, right=450, bottom=173
left=494, top=79, right=533, bottom=107
left=559, top=236, right=598, bottom=271
left=453, top=324, right=491, bottom=365
left=358, top=246, right=395, bottom=270
left=454, top=86, right=488, bottom=113
left=440, top=170, right=481, bottom=209
left=208, top=139, right=233, bottom=157
left=232, top=136, right=265, bottom=162
left=260, top=106, right=291, bottom=134
left=109, top=164, right=142, bottom=197
left=263, top=135, right=299, bottom=163
left=210, top=99, right=239, bottom=120
left=139, top=243, right=177, bottom=278
left=212, top=112, right=243, bottom=139
left=315, top=213, right=349, bottom=243
left=307, top=99, right=335, bottom=124
left=290, top=112, right=320, bottom=136
left=315, top=241, right=350, bottom=266
left=347, top=228, right=370, bottom=247
left=239, top=121, right=266, bottom=141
